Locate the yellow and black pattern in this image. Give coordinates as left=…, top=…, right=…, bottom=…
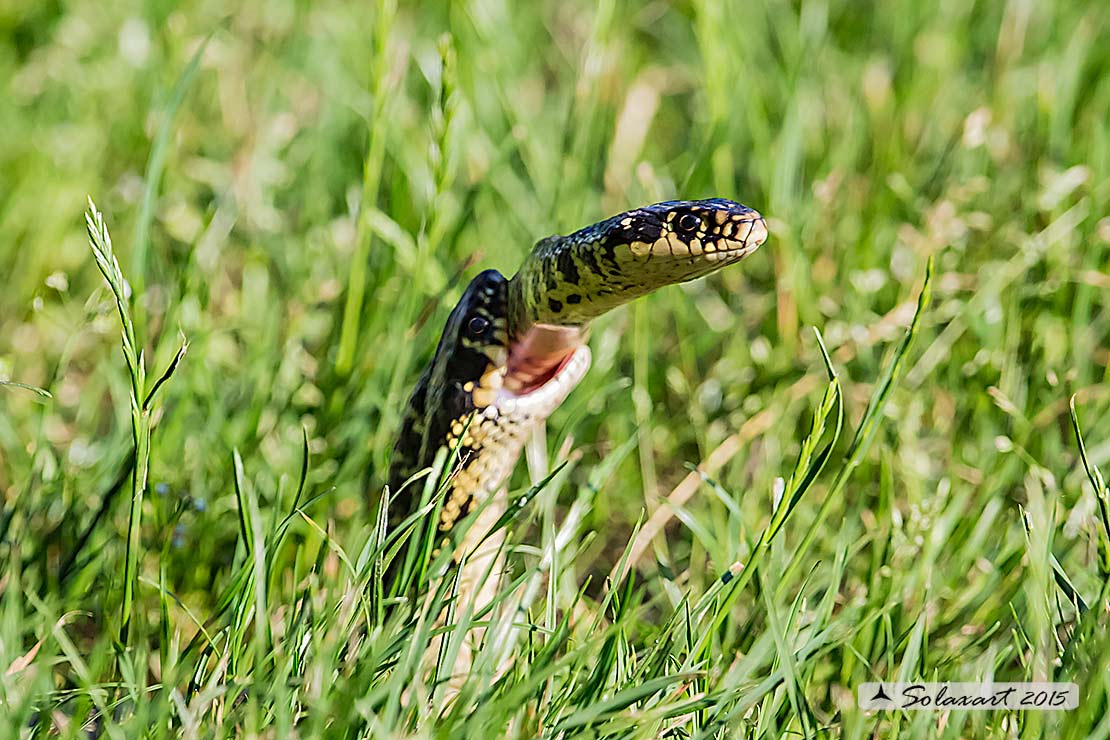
left=388, top=270, right=589, bottom=538
left=389, top=268, right=510, bottom=506
left=386, top=198, right=767, bottom=582
left=508, top=198, right=767, bottom=331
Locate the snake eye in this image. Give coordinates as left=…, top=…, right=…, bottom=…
left=467, top=316, right=491, bottom=338
left=677, top=213, right=702, bottom=233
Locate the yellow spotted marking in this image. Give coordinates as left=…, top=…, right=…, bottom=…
left=666, top=233, right=684, bottom=255
left=472, top=388, right=496, bottom=408
left=479, top=366, right=504, bottom=390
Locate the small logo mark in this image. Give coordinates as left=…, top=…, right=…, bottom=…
left=858, top=682, right=1078, bottom=711
left=870, top=684, right=892, bottom=703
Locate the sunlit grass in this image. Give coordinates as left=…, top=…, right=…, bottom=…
left=1, top=1, right=1109, bottom=737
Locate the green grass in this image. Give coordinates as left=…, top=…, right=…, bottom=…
left=2, top=0, right=1109, bottom=737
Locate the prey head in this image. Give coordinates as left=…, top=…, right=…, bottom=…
left=390, top=269, right=509, bottom=486
left=413, top=268, right=588, bottom=462
left=390, top=267, right=589, bottom=505
left=393, top=267, right=590, bottom=528
left=428, top=269, right=511, bottom=411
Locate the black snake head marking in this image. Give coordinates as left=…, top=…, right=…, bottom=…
left=388, top=268, right=590, bottom=539
left=510, top=198, right=767, bottom=329
left=389, top=269, right=510, bottom=498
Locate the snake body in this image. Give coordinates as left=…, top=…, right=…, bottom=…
left=387, top=198, right=767, bottom=592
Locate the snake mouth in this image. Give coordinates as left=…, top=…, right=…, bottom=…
left=503, top=324, right=586, bottom=395
left=497, top=343, right=591, bottom=412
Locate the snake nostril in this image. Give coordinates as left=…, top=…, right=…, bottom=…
left=744, top=217, right=768, bottom=247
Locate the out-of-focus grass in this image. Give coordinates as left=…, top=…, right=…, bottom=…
left=1, top=0, right=1109, bottom=736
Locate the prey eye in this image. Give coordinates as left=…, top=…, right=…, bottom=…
left=467, top=316, right=491, bottom=338
left=677, top=213, right=702, bottom=233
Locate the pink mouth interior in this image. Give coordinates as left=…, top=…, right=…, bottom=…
left=504, top=324, right=584, bottom=394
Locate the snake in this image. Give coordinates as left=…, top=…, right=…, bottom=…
left=386, top=198, right=767, bottom=598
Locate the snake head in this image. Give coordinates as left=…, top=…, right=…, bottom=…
left=426, top=269, right=511, bottom=414
left=390, top=270, right=509, bottom=488
left=604, top=198, right=767, bottom=267
left=389, top=266, right=590, bottom=535
left=512, top=198, right=768, bottom=327
left=576, top=198, right=768, bottom=289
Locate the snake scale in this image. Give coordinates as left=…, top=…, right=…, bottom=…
left=386, top=198, right=767, bottom=602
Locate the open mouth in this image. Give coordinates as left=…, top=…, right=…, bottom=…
left=504, top=324, right=587, bottom=394
left=497, top=344, right=591, bottom=413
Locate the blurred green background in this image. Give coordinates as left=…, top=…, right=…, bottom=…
left=2, top=0, right=1109, bottom=736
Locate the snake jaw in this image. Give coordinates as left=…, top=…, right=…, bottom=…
left=496, top=344, right=591, bottom=413
left=503, top=323, right=586, bottom=394
left=632, top=209, right=767, bottom=269
left=437, top=345, right=590, bottom=528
